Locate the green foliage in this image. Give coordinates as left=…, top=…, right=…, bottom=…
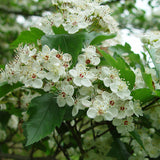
left=108, top=138, right=130, bottom=160
left=11, top=27, right=45, bottom=48
left=129, top=130, right=146, bottom=152
left=0, top=82, right=23, bottom=98
left=23, top=93, right=67, bottom=146
left=131, top=88, right=155, bottom=103
left=145, top=46, right=160, bottom=78
left=97, top=47, right=135, bottom=90
left=52, top=25, right=68, bottom=34
left=141, top=72, right=154, bottom=90
left=0, top=111, right=10, bottom=128
left=90, top=33, right=116, bottom=45
left=109, top=43, right=134, bottom=55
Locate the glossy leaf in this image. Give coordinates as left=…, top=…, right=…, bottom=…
left=131, top=88, right=155, bottom=103
left=130, top=130, right=146, bottom=152
left=11, top=27, right=45, bottom=48
left=23, top=93, right=67, bottom=146
left=108, top=138, right=130, bottom=160
left=0, top=82, right=23, bottom=98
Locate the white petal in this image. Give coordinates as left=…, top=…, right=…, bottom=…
left=103, top=112, right=113, bottom=121
left=81, top=78, right=92, bottom=87
left=103, top=77, right=110, bottom=87
left=65, top=85, right=74, bottom=96
left=57, top=96, right=66, bottom=107
left=72, top=106, right=78, bottom=117
left=91, top=57, right=100, bottom=66
left=73, top=77, right=82, bottom=86
left=66, top=96, right=74, bottom=106
left=82, top=100, right=91, bottom=107
left=24, top=79, right=32, bottom=87
left=69, top=69, right=77, bottom=77
left=32, top=79, right=43, bottom=88
left=87, top=108, right=97, bottom=118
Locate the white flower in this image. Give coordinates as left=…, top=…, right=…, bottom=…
left=110, top=79, right=132, bottom=100
left=72, top=96, right=91, bottom=116
left=78, top=46, right=100, bottom=66
left=8, top=115, right=19, bottom=130
left=0, top=129, right=6, bottom=142
left=87, top=95, right=118, bottom=121
left=69, top=63, right=95, bottom=87
left=113, top=117, right=135, bottom=134
left=57, top=83, right=74, bottom=107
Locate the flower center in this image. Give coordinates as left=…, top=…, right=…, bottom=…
left=62, top=92, right=66, bottom=98
left=109, top=100, right=115, bottom=106
left=44, top=55, right=49, bottom=60
left=32, top=73, right=36, bottom=79
left=86, top=59, right=91, bottom=64
left=124, top=120, right=128, bottom=125
left=56, top=54, right=62, bottom=59
left=79, top=74, right=84, bottom=78
left=120, top=106, right=125, bottom=111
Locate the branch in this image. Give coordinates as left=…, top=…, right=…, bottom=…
left=53, top=135, right=71, bottom=160
left=0, top=5, right=53, bottom=17
left=142, top=97, right=160, bottom=110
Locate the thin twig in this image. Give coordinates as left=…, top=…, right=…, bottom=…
left=53, top=135, right=70, bottom=160
left=142, top=97, right=160, bottom=110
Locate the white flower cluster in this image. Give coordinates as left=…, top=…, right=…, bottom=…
left=141, top=31, right=160, bottom=64
left=36, top=0, right=118, bottom=34
left=0, top=128, right=6, bottom=142
left=129, top=127, right=160, bottom=159
left=0, top=43, right=143, bottom=127
left=7, top=115, right=19, bottom=130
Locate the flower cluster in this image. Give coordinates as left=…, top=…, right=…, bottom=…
left=36, top=0, right=118, bottom=34
left=0, top=0, right=160, bottom=159
left=0, top=42, right=143, bottom=133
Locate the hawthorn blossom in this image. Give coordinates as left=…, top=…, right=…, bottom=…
left=57, top=82, right=74, bottom=107
left=69, top=63, right=95, bottom=87
left=78, top=46, right=100, bottom=66
left=87, top=95, right=118, bottom=121
left=112, top=117, right=135, bottom=134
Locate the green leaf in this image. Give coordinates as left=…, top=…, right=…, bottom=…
left=23, top=93, right=67, bottom=146
left=0, top=65, right=5, bottom=70
left=131, top=88, right=155, bottom=103
left=109, top=43, right=134, bottom=55
left=0, top=111, right=10, bottom=128
left=108, top=138, right=130, bottom=160
left=52, top=25, right=68, bottom=34
left=90, top=33, right=116, bottom=45
left=155, top=90, right=160, bottom=97
left=0, top=82, right=23, bottom=98
left=130, top=130, right=146, bottom=152
left=11, top=27, right=45, bottom=48
left=141, top=72, right=154, bottom=90
left=145, top=46, right=160, bottom=78
left=97, top=48, right=117, bottom=67
left=128, top=53, right=145, bottom=71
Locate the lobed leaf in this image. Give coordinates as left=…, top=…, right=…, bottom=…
left=11, top=27, right=45, bottom=48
